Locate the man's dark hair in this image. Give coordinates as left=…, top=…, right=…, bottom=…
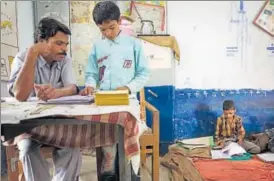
left=92, top=1, right=120, bottom=25
left=223, top=100, right=235, bottom=110
left=34, top=17, right=71, bottom=43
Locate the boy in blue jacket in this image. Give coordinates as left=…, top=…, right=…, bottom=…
left=80, top=1, right=150, bottom=181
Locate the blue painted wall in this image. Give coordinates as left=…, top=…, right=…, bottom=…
left=143, top=86, right=175, bottom=142
left=144, top=86, right=274, bottom=142
left=174, top=89, right=274, bottom=140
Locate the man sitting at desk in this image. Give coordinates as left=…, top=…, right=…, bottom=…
left=8, top=18, right=81, bottom=181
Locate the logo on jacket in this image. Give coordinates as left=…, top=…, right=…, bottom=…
left=123, top=60, right=132, bottom=68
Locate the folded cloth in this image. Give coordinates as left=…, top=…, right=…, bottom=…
left=266, top=128, right=274, bottom=152
left=160, top=146, right=205, bottom=181
left=138, top=35, right=180, bottom=61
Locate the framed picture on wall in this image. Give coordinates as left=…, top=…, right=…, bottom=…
left=130, top=1, right=167, bottom=34
left=253, top=0, right=274, bottom=37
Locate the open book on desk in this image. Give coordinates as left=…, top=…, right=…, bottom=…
left=39, top=95, right=94, bottom=104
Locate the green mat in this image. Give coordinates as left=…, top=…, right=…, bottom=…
left=228, top=153, right=253, bottom=161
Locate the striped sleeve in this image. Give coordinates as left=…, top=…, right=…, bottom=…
left=215, top=117, right=223, bottom=144
left=236, top=117, right=245, bottom=142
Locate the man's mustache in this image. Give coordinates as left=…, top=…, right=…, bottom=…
left=57, top=52, right=67, bottom=56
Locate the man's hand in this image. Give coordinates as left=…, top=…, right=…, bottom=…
left=34, top=84, right=61, bottom=101
left=79, top=86, right=95, bottom=96
left=29, top=41, right=50, bottom=56
left=116, top=86, right=130, bottom=93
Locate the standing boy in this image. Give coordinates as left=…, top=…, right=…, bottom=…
left=80, top=1, right=150, bottom=181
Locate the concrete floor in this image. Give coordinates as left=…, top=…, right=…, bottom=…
left=1, top=155, right=170, bottom=181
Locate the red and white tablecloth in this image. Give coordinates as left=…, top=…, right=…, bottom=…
left=1, top=98, right=141, bottom=158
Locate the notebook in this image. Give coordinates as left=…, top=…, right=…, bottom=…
left=257, top=152, right=274, bottom=162
left=176, top=136, right=214, bottom=150
left=221, top=142, right=246, bottom=157
left=211, top=150, right=231, bottom=159
left=39, top=95, right=94, bottom=104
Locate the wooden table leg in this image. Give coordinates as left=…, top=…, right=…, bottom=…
left=6, top=145, right=19, bottom=181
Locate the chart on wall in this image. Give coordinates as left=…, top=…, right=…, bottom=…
left=1, top=1, right=18, bottom=81
left=70, top=1, right=101, bottom=85
left=1, top=1, right=18, bottom=47
left=1, top=44, right=18, bottom=81
left=130, top=1, right=166, bottom=34
left=253, top=0, right=274, bottom=37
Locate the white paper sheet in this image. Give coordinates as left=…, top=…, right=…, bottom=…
left=40, top=95, right=94, bottom=104
left=211, top=150, right=231, bottom=159
left=221, top=142, right=246, bottom=157
left=257, top=152, right=274, bottom=162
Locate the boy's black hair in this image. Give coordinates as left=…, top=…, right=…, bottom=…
left=223, top=100, right=235, bottom=110
left=92, top=1, right=120, bottom=25
left=34, top=17, right=71, bottom=43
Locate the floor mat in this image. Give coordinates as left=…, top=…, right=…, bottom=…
left=193, top=158, right=274, bottom=181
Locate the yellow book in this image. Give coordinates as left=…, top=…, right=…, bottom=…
left=95, top=90, right=129, bottom=106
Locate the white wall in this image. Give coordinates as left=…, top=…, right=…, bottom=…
left=168, top=1, right=274, bottom=90
left=1, top=1, right=34, bottom=97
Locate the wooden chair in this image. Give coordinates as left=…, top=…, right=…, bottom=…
left=139, top=88, right=160, bottom=181
left=5, top=145, right=53, bottom=181
left=6, top=88, right=160, bottom=181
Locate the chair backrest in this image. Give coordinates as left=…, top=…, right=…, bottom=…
left=139, top=88, right=146, bottom=122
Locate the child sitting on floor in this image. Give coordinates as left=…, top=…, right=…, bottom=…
left=215, top=100, right=261, bottom=154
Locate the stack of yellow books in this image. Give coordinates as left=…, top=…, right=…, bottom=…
left=94, top=90, right=129, bottom=106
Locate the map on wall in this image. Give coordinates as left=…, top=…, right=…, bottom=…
left=71, top=1, right=94, bottom=24
left=1, top=1, right=18, bottom=47
left=1, top=1, right=18, bottom=81
left=70, top=1, right=101, bottom=85
left=71, top=45, right=92, bottom=85
left=1, top=44, right=18, bottom=81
